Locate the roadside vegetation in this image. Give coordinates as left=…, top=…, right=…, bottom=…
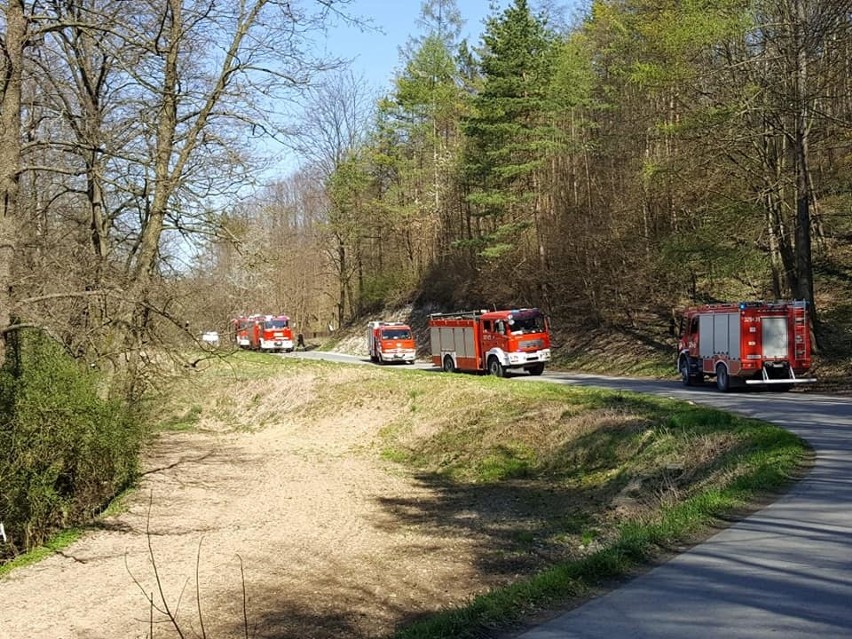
left=148, top=353, right=809, bottom=638
left=0, top=331, right=143, bottom=564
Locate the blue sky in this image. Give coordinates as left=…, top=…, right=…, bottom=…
left=269, top=1, right=580, bottom=176
left=322, top=0, right=502, bottom=93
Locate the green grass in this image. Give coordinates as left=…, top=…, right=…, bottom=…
left=203, top=349, right=292, bottom=377
left=229, top=359, right=806, bottom=639
left=0, top=529, right=83, bottom=578
left=157, top=404, right=203, bottom=431
left=144, top=357, right=810, bottom=639
left=553, top=348, right=674, bottom=378
left=393, top=464, right=805, bottom=639
left=389, top=388, right=808, bottom=639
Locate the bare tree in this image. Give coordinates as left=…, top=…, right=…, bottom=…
left=1, top=0, right=357, bottom=383
left=0, top=1, right=29, bottom=366
left=291, top=69, right=376, bottom=325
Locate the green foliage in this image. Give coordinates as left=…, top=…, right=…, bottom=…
left=549, top=34, right=596, bottom=110
left=269, top=0, right=851, bottom=372
left=480, top=243, right=516, bottom=259
left=462, top=0, right=559, bottom=254
left=360, top=272, right=415, bottom=312
left=392, top=386, right=807, bottom=639
left=0, top=331, right=143, bottom=561
left=658, top=200, right=774, bottom=300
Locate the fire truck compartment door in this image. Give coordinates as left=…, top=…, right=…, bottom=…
left=761, top=317, right=788, bottom=359
left=430, top=326, right=441, bottom=357
left=432, top=326, right=475, bottom=358
left=458, top=327, right=476, bottom=357
left=699, top=313, right=740, bottom=358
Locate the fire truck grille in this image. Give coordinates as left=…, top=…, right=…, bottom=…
left=520, top=339, right=543, bottom=351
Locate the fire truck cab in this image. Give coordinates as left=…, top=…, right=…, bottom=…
left=367, top=321, right=417, bottom=364
left=429, top=308, right=551, bottom=377
left=231, top=314, right=294, bottom=352
left=252, top=314, right=294, bottom=352
left=677, top=301, right=815, bottom=392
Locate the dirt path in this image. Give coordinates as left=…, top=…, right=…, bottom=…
left=0, top=405, right=507, bottom=638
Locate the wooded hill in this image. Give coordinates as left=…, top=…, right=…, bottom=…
left=199, top=0, right=852, bottom=370
left=1, top=0, right=851, bottom=385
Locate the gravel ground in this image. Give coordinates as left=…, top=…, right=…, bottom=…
left=0, top=399, right=508, bottom=639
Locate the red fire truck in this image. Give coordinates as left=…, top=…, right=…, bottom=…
left=429, top=308, right=551, bottom=377
left=231, top=315, right=256, bottom=349
left=677, top=301, right=816, bottom=392
left=367, top=321, right=417, bottom=364
left=232, top=314, right=294, bottom=352
left=250, top=314, right=294, bottom=352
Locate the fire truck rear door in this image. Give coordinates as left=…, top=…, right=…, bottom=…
left=762, top=316, right=788, bottom=359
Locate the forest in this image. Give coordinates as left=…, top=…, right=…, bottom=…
left=207, top=0, right=852, bottom=344
left=2, top=0, right=851, bottom=375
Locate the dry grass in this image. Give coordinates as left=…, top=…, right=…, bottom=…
left=132, top=352, right=806, bottom=639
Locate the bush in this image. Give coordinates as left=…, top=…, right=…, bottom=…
left=0, top=330, right=144, bottom=561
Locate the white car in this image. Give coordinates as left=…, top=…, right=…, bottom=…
left=201, top=331, right=220, bottom=347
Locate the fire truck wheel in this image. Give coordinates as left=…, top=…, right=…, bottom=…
left=442, top=355, right=456, bottom=373
left=488, top=356, right=505, bottom=378
left=715, top=363, right=730, bottom=392
left=527, top=363, right=545, bottom=376
left=679, top=359, right=693, bottom=386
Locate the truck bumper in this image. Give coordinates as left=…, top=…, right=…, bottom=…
left=380, top=351, right=416, bottom=362
left=506, top=349, right=551, bottom=368
left=260, top=339, right=294, bottom=351
left=745, top=377, right=817, bottom=385
left=744, top=363, right=816, bottom=385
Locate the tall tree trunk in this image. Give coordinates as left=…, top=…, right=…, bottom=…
left=793, top=129, right=814, bottom=305
left=791, top=0, right=815, bottom=310
left=337, top=239, right=346, bottom=327
left=765, top=194, right=789, bottom=298
left=0, top=1, right=27, bottom=367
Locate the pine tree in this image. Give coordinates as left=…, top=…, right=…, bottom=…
left=461, top=0, right=558, bottom=305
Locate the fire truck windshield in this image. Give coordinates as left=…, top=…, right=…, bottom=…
left=382, top=328, right=411, bottom=340
left=508, top=312, right=545, bottom=334
left=265, top=319, right=289, bottom=329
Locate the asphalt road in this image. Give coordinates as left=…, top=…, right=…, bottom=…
left=287, top=352, right=852, bottom=638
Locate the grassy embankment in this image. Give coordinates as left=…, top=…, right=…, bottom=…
left=2, top=348, right=808, bottom=632
left=153, top=351, right=809, bottom=639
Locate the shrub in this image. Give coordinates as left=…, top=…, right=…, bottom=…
left=0, top=330, right=144, bottom=560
